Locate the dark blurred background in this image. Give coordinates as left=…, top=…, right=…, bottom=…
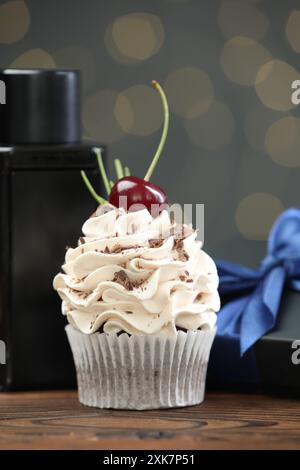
left=1, top=0, right=300, bottom=266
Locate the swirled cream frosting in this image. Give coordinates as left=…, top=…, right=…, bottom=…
left=53, top=205, right=220, bottom=336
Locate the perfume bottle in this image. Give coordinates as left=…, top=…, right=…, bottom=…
left=0, top=69, right=103, bottom=390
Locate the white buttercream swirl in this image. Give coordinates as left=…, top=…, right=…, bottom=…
left=53, top=206, right=220, bottom=336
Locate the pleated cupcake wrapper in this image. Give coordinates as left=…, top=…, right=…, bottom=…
left=66, top=325, right=216, bottom=410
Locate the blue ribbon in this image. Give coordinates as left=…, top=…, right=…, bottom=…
left=216, top=208, right=300, bottom=356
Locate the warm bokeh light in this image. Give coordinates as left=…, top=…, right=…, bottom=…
left=286, top=10, right=300, bottom=53
left=235, top=192, right=284, bottom=240
left=255, top=59, right=298, bottom=111
left=114, top=85, right=163, bottom=136
left=0, top=0, right=30, bottom=44
left=9, top=48, right=56, bottom=68
left=221, top=36, right=271, bottom=86
left=164, top=67, right=214, bottom=118
left=218, top=1, right=269, bottom=40
left=105, top=13, right=164, bottom=64
left=83, top=89, right=125, bottom=143
left=265, top=116, right=300, bottom=167
left=184, top=101, right=235, bottom=150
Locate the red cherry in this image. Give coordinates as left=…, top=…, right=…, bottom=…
left=109, top=176, right=168, bottom=215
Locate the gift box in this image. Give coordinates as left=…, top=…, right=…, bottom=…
left=207, top=209, right=300, bottom=395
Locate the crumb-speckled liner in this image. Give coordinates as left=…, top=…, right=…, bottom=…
left=66, top=325, right=216, bottom=410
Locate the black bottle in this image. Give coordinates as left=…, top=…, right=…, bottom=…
left=0, top=69, right=103, bottom=390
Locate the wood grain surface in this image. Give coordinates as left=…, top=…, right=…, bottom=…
left=0, top=391, right=299, bottom=450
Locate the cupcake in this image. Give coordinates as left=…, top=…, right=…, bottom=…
left=53, top=81, right=220, bottom=409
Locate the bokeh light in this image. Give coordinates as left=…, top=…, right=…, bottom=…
left=0, top=0, right=30, bottom=44
left=9, top=48, right=56, bottom=68
left=265, top=116, right=300, bottom=167
left=218, top=1, right=269, bottom=40
left=286, top=11, right=300, bottom=53
left=164, top=67, right=214, bottom=118
left=105, top=13, right=164, bottom=64
left=235, top=192, right=284, bottom=240
left=255, top=59, right=298, bottom=111
left=221, top=36, right=271, bottom=86
left=114, top=85, right=163, bottom=136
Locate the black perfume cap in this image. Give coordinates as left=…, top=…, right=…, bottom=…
left=0, top=69, right=81, bottom=144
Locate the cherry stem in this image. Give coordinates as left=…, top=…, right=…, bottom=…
left=80, top=171, right=106, bottom=205
left=109, top=179, right=114, bottom=189
left=144, top=80, right=169, bottom=182
left=124, top=166, right=131, bottom=176
left=94, top=147, right=111, bottom=195
left=114, top=158, right=124, bottom=179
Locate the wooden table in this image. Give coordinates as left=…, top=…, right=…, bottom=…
left=0, top=390, right=299, bottom=450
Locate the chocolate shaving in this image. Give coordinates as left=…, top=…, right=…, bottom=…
left=112, top=270, right=145, bottom=290
left=131, top=279, right=145, bottom=289
left=69, top=288, right=92, bottom=299
left=149, top=238, right=164, bottom=249
left=179, top=251, right=189, bottom=261
left=98, top=244, right=139, bottom=255
left=109, top=244, right=124, bottom=254
left=112, top=270, right=133, bottom=291
left=79, top=236, right=85, bottom=245
left=110, top=244, right=139, bottom=254
left=179, top=273, right=193, bottom=282
left=174, top=239, right=189, bottom=262
left=195, top=293, right=203, bottom=301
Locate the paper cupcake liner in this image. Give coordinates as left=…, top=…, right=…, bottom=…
left=65, top=325, right=216, bottom=410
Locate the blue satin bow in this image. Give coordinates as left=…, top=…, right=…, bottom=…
left=216, top=208, right=300, bottom=355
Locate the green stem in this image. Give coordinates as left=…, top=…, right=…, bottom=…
left=80, top=171, right=106, bottom=205
left=144, top=80, right=169, bottom=182
left=109, top=179, right=114, bottom=189
left=124, top=166, right=131, bottom=176
left=94, top=147, right=111, bottom=195
left=114, top=158, right=124, bottom=179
